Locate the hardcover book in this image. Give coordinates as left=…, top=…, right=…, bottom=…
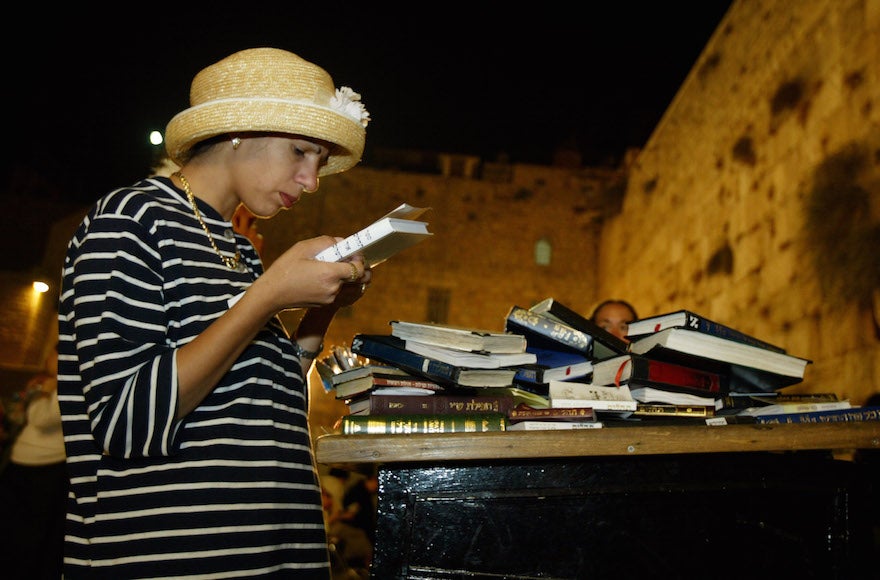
left=314, top=203, right=433, bottom=267
left=504, top=305, right=592, bottom=357
left=738, top=399, right=852, bottom=417
left=508, top=406, right=596, bottom=422
left=716, top=392, right=841, bottom=415
left=751, top=405, right=880, bottom=425
left=528, top=297, right=629, bottom=359
left=628, top=386, right=718, bottom=408
left=633, top=403, right=716, bottom=418
left=591, top=353, right=727, bottom=395
left=626, top=310, right=786, bottom=353
left=507, top=420, right=604, bottom=430
left=469, top=387, right=551, bottom=409
left=628, top=328, right=812, bottom=391
left=350, top=334, right=517, bottom=388
left=402, top=340, right=537, bottom=369
left=389, top=320, right=527, bottom=354
left=334, top=373, right=446, bottom=400
left=348, top=392, right=515, bottom=416
left=547, top=381, right=637, bottom=412
left=328, top=363, right=413, bottom=387
left=340, top=412, right=507, bottom=434
left=513, top=346, right=593, bottom=385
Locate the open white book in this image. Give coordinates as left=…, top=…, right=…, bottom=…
left=548, top=381, right=637, bottom=412
left=403, top=340, right=537, bottom=369
left=314, top=203, right=433, bottom=267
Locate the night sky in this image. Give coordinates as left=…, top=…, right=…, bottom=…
left=5, top=3, right=732, bottom=206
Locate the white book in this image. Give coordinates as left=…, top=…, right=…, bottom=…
left=629, top=328, right=810, bottom=379
left=507, top=420, right=604, bottom=431
left=629, top=386, right=719, bottom=408
left=403, top=340, right=537, bottom=369
left=739, top=400, right=852, bottom=417
left=548, top=381, right=638, bottom=411
left=390, top=320, right=527, bottom=354
left=314, top=203, right=433, bottom=267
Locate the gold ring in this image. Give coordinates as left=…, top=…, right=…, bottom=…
left=348, top=262, right=359, bottom=282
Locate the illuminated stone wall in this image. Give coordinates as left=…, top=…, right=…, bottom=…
left=598, top=0, right=879, bottom=401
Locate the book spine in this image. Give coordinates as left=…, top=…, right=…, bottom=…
left=633, top=404, right=716, bottom=417
left=686, top=313, right=786, bottom=354
left=371, top=377, right=444, bottom=390
left=335, top=377, right=447, bottom=399
left=753, top=406, right=880, bottom=424
left=514, top=366, right=545, bottom=384
left=509, top=421, right=604, bottom=430
left=508, top=407, right=596, bottom=421
left=371, top=395, right=514, bottom=415
left=505, top=306, right=592, bottom=355
left=351, top=335, right=461, bottom=384
left=717, top=393, right=839, bottom=412
left=636, top=357, right=724, bottom=393
left=550, top=398, right=637, bottom=411
left=341, top=412, right=507, bottom=434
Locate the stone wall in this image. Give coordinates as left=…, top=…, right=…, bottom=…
left=598, top=0, right=879, bottom=402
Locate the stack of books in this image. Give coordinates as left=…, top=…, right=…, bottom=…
left=342, top=321, right=540, bottom=434
left=585, top=309, right=849, bottom=425
left=330, top=305, right=877, bottom=432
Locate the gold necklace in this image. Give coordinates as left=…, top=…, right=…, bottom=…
left=174, top=171, right=241, bottom=270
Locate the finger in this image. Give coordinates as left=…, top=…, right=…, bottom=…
left=344, top=261, right=360, bottom=283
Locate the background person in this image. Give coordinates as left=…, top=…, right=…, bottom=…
left=58, top=47, right=372, bottom=578
left=590, top=299, right=639, bottom=343
left=0, top=339, right=67, bottom=579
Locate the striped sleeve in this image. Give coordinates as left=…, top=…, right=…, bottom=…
left=67, top=189, right=181, bottom=458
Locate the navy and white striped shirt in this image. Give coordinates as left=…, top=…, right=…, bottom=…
left=58, top=177, right=330, bottom=579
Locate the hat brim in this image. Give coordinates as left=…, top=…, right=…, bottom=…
left=165, top=98, right=365, bottom=176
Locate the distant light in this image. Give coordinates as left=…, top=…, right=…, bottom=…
left=33, top=281, right=49, bottom=293
left=150, top=131, right=164, bottom=146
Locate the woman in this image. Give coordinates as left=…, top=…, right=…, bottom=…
left=58, top=48, right=371, bottom=578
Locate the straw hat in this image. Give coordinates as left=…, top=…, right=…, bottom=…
left=165, top=48, right=370, bottom=176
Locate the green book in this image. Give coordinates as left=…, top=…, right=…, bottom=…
left=340, top=412, right=507, bottom=435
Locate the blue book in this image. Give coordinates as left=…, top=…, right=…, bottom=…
left=625, top=309, right=786, bottom=353
left=513, top=346, right=593, bottom=385
left=752, top=406, right=880, bottom=425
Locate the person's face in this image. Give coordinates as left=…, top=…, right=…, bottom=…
left=235, top=135, right=331, bottom=218
left=593, top=303, right=636, bottom=342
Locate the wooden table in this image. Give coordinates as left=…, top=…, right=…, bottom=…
left=316, top=422, right=880, bottom=579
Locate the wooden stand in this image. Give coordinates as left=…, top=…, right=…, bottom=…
left=316, top=422, right=880, bottom=579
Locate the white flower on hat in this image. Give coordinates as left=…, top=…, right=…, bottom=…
left=331, top=87, right=371, bottom=128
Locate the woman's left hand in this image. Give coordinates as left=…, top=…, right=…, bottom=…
left=330, top=259, right=372, bottom=309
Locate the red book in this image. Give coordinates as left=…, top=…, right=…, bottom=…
left=591, top=353, right=727, bottom=395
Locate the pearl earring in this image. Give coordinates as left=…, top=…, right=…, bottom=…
left=231, top=137, right=241, bottom=150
